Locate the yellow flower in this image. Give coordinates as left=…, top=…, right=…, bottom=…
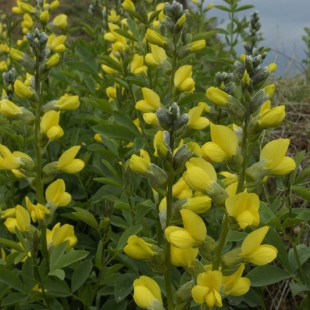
left=240, top=226, right=277, bottom=265
left=135, top=88, right=161, bottom=113
left=56, top=146, right=85, bottom=173
left=133, top=276, right=163, bottom=310
left=55, top=94, right=80, bottom=110
left=4, top=205, right=31, bottom=234
left=187, top=105, right=210, bottom=129
left=206, top=87, right=230, bottom=107
left=220, top=171, right=238, bottom=187
left=182, top=196, right=212, bottom=214
left=165, top=209, right=207, bottom=248
left=191, top=270, right=223, bottom=308
left=153, top=130, right=169, bottom=158
left=48, top=34, right=67, bottom=53
left=201, top=123, right=238, bottom=163
left=145, top=44, right=167, bottom=66
left=130, top=54, right=147, bottom=75
left=0, top=99, right=22, bottom=118
left=124, top=235, right=155, bottom=259
left=45, top=179, right=71, bottom=207
left=172, top=177, right=193, bottom=199
left=94, top=133, right=102, bottom=143
left=170, top=245, right=198, bottom=267
left=267, top=63, right=277, bottom=73
left=263, top=84, right=275, bottom=98
left=0, top=144, right=34, bottom=171
left=108, top=8, right=120, bottom=23
left=22, top=14, right=33, bottom=33
left=40, top=10, right=50, bottom=24
left=183, top=157, right=217, bottom=192
left=258, top=103, right=285, bottom=128
left=143, top=112, right=159, bottom=126
left=225, top=192, right=260, bottom=229
left=189, top=40, right=206, bottom=52
left=14, top=79, right=34, bottom=99
left=145, top=29, right=167, bottom=47
left=19, top=2, right=36, bottom=14
left=122, top=0, right=135, bottom=10
left=25, top=197, right=50, bottom=222
left=0, top=60, right=8, bottom=71
left=46, top=53, right=60, bottom=68
left=174, top=65, right=195, bottom=93
left=53, top=14, right=68, bottom=29
left=222, top=263, right=250, bottom=296
left=40, top=110, right=64, bottom=141
left=260, top=139, right=296, bottom=175
left=46, top=223, right=77, bottom=249
left=129, top=150, right=151, bottom=176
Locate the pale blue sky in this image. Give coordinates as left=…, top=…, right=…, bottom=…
left=208, top=0, right=310, bottom=76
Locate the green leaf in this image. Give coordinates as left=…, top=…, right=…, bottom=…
left=1, top=293, right=28, bottom=307
left=66, top=61, right=98, bottom=74
left=292, top=186, right=310, bottom=202
left=94, top=124, right=137, bottom=141
left=72, top=207, right=98, bottom=229
left=193, top=31, right=218, bottom=41
left=123, top=8, right=146, bottom=23
left=93, top=177, right=122, bottom=187
left=290, top=282, right=310, bottom=296
left=49, top=269, right=65, bottom=280
left=294, top=166, right=310, bottom=185
left=0, top=238, right=24, bottom=252
left=214, top=5, right=231, bottom=12
left=44, top=277, right=71, bottom=297
left=247, top=265, right=290, bottom=287
left=53, top=249, right=89, bottom=270
left=126, top=19, right=139, bottom=40
left=75, top=45, right=98, bottom=73
left=227, top=231, right=247, bottom=242
left=288, top=244, right=310, bottom=272
left=71, top=259, right=93, bottom=292
left=50, top=242, right=68, bottom=271
left=178, top=92, right=206, bottom=106
left=113, top=111, right=142, bottom=138
left=0, top=270, right=28, bottom=294
left=114, top=274, right=137, bottom=302
left=235, top=5, right=255, bottom=12
left=98, top=55, right=122, bottom=71
left=117, top=225, right=143, bottom=249
left=113, top=28, right=138, bottom=42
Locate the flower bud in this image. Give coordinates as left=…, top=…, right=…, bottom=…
left=189, top=39, right=206, bottom=52
left=173, top=144, right=191, bottom=172
left=156, top=108, right=172, bottom=130
left=40, top=10, right=50, bottom=24
left=146, top=164, right=168, bottom=195
left=46, top=53, right=60, bottom=68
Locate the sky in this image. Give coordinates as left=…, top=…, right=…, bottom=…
left=206, top=0, right=310, bottom=76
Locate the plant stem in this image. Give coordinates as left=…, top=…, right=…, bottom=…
left=212, top=213, right=229, bottom=270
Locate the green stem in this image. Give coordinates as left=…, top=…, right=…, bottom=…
left=236, top=108, right=250, bottom=194
left=163, top=126, right=175, bottom=310
left=212, top=213, right=229, bottom=270
left=40, top=222, right=49, bottom=264
left=34, top=57, right=44, bottom=204
left=34, top=265, right=52, bottom=310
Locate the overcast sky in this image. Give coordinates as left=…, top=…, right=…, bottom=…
left=208, top=0, right=310, bottom=76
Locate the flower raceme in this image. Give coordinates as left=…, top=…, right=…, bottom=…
left=174, top=65, right=195, bottom=93
left=133, top=276, right=164, bottom=310
left=260, top=139, right=296, bottom=175
left=225, top=192, right=260, bottom=229
left=201, top=123, right=238, bottom=163
left=135, top=88, right=161, bottom=113
left=240, top=226, right=278, bottom=265
left=56, top=146, right=85, bottom=173
left=191, top=270, right=223, bottom=308
left=165, top=209, right=207, bottom=248
left=124, top=235, right=155, bottom=260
